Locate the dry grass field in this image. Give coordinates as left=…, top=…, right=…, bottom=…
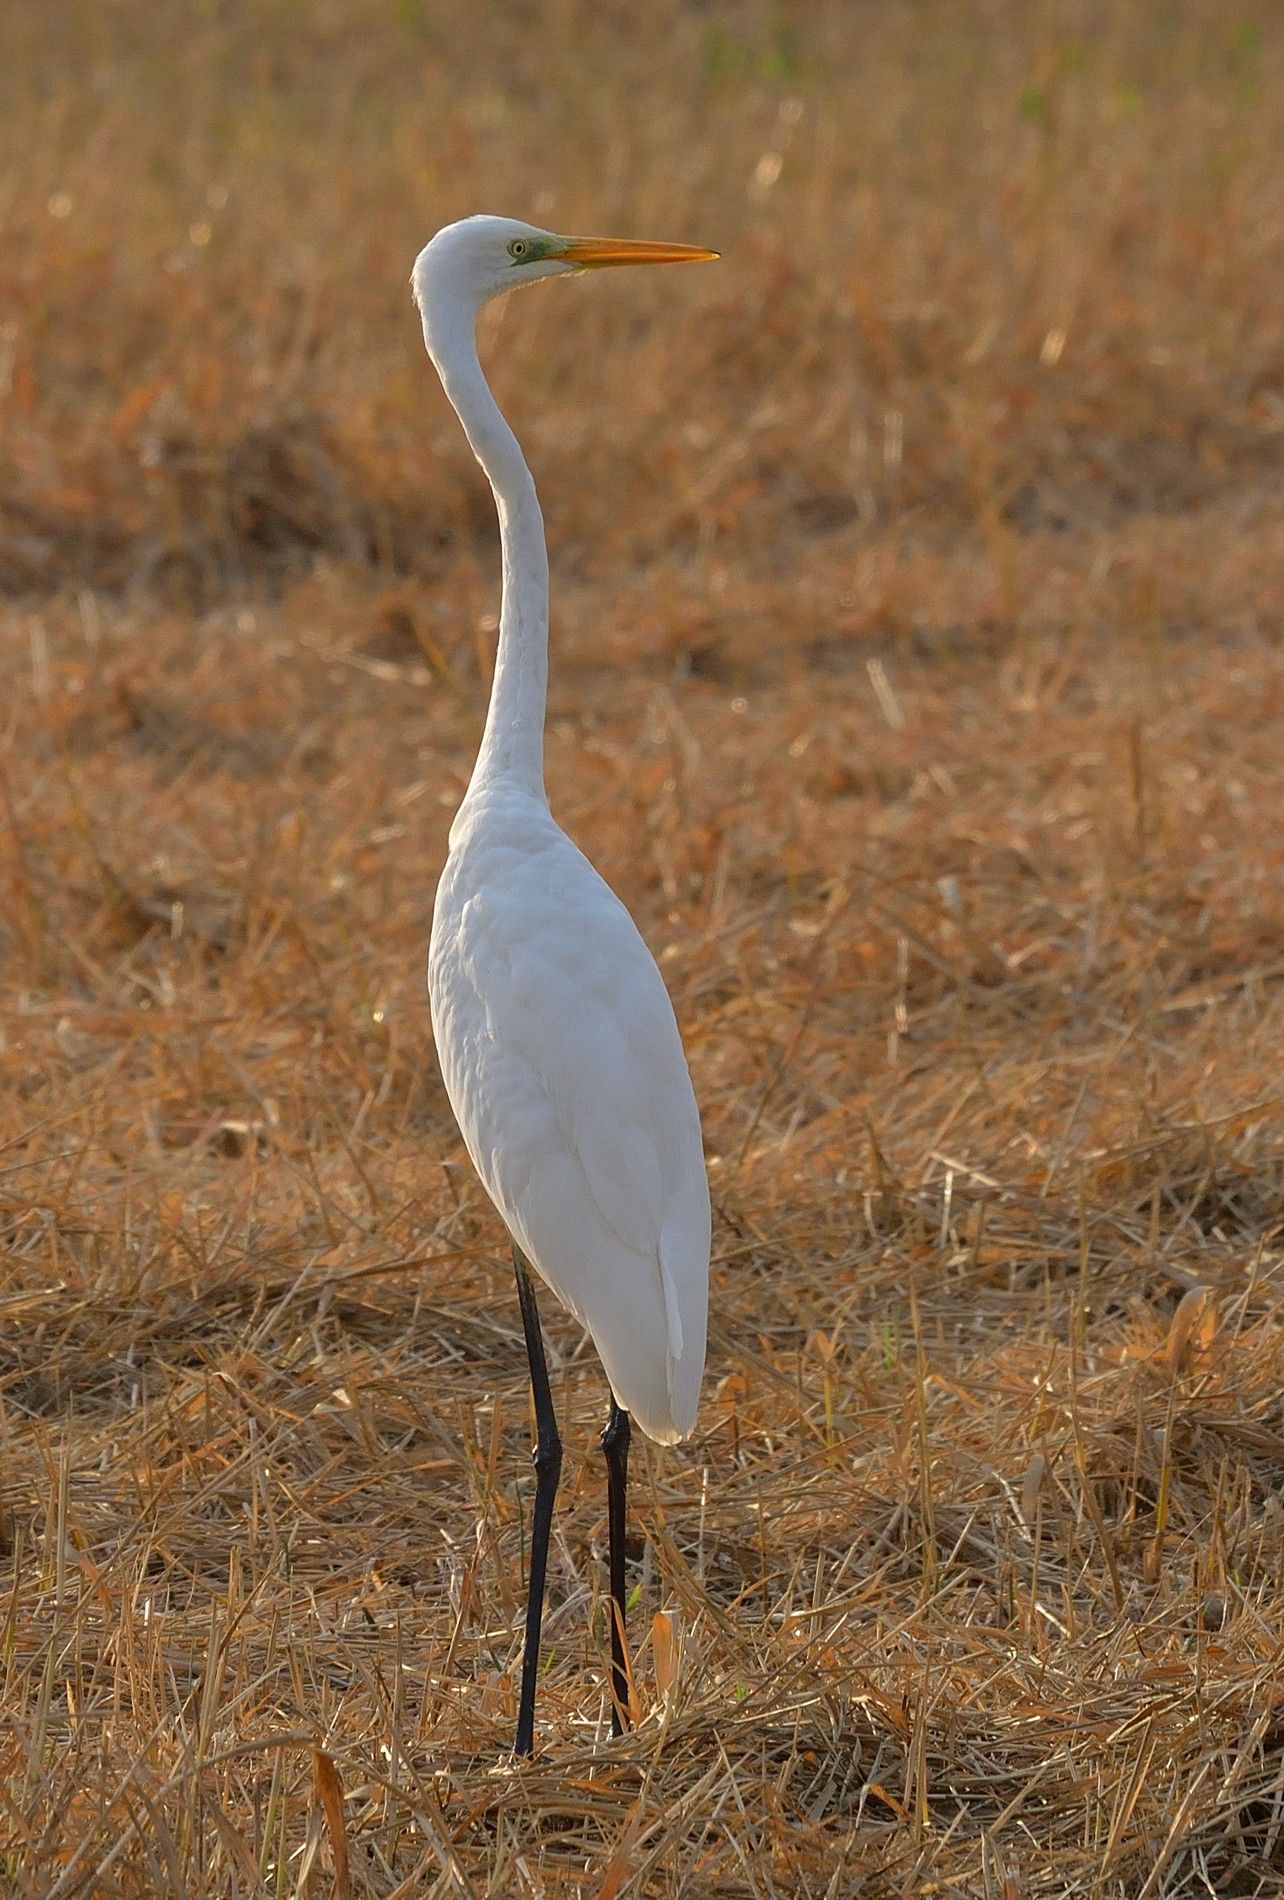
left=3, top=1, right=1284, bottom=1892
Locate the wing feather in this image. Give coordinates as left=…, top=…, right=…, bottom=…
left=429, top=794, right=708, bottom=1440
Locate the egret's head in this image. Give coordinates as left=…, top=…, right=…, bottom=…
left=411, top=215, right=716, bottom=348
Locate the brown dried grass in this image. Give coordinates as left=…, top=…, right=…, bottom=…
left=3, top=2, right=1284, bottom=1894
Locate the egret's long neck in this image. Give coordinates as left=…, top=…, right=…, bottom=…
left=430, top=309, right=548, bottom=802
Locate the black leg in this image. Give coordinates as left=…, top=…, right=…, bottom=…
left=601, top=1397, right=632, bottom=1736
left=512, top=1246, right=562, bottom=1757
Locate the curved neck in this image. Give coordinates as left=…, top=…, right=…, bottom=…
left=429, top=307, right=548, bottom=803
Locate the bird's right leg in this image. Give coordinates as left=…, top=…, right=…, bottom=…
left=512, top=1245, right=562, bottom=1757
left=601, top=1398, right=632, bottom=1737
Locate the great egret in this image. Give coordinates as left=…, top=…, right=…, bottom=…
left=412, top=216, right=716, bottom=1755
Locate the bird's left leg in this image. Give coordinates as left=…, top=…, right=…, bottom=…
left=601, top=1397, right=632, bottom=1736
left=513, top=1245, right=563, bottom=1757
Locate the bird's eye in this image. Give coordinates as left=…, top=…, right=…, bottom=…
left=508, top=239, right=529, bottom=261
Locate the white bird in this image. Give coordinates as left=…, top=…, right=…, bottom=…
left=412, top=216, right=717, bottom=1755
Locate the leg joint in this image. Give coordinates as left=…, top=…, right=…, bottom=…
left=601, top=1401, right=631, bottom=1459
left=532, top=1436, right=563, bottom=1480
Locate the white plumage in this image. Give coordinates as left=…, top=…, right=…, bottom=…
left=412, top=216, right=716, bottom=1752
left=413, top=215, right=712, bottom=1445
left=430, top=781, right=708, bottom=1441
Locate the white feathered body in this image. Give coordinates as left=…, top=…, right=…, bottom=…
left=414, top=215, right=710, bottom=1448
left=429, top=781, right=710, bottom=1444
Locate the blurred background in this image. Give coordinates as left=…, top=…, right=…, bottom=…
left=5, top=0, right=1283, bottom=631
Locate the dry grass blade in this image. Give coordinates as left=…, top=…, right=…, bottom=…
left=311, top=1748, right=351, bottom=1900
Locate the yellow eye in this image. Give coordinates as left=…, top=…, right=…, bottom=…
left=508, top=239, right=529, bottom=260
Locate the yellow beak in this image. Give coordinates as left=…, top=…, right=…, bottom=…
left=553, top=235, right=719, bottom=269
